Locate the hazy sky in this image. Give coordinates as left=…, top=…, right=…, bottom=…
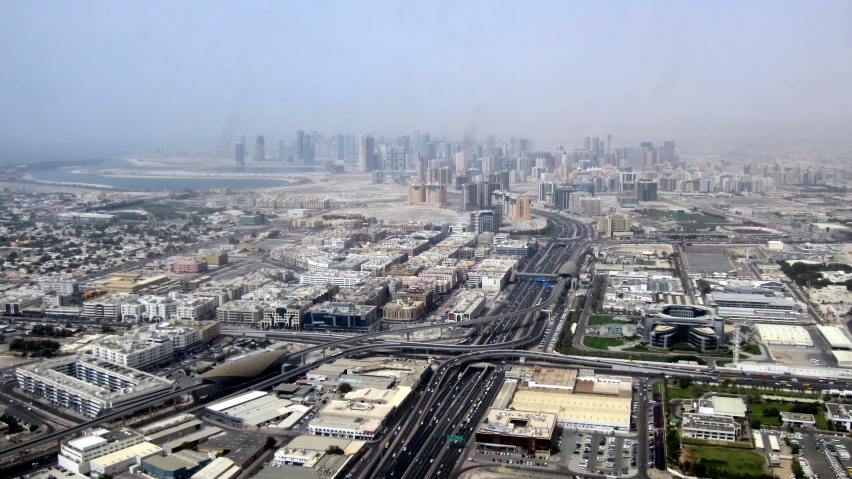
left=1, top=0, right=851, bottom=161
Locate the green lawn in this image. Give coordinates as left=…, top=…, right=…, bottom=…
left=686, top=445, right=767, bottom=476
left=665, top=386, right=696, bottom=400
left=744, top=344, right=761, bottom=355
left=652, top=382, right=662, bottom=394
left=740, top=325, right=752, bottom=333
left=749, top=401, right=827, bottom=428
left=142, top=204, right=178, bottom=217
left=583, top=336, right=623, bottom=350
left=682, top=438, right=754, bottom=449
left=587, top=315, right=635, bottom=326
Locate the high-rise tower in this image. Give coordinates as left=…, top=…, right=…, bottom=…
left=359, top=135, right=375, bottom=173
left=254, top=136, right=265, bottom=160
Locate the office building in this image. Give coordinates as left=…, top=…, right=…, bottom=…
left=301, top=134, right=314, bottom=164
left=254, top=136, right=265, bottom=161
left=707, top=292, right=799, bottom=322
left=359, top=135, right=375, bottom=172
left=302, top=302, right=378, bottom=332
left=58, top=428, right=145, bottom=474
left=296, top=130, right=305, bottom=161
left=639, top=304, right=727, bottom=351
left=469, top=210, right=496, bottom=234
left=663, top=141, right=675, bottom=163
left=335, top=134, right=345, bottom=161
left=278, top=140, right=285, bottom=160
left=234, top=143, right=244, bottom=166
left=681, top=413, right=740, bottom=442
left=636, top=180, right=658, bottom=202
left=475, top=409, right=557, bottom=456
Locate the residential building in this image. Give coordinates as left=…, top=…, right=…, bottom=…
left=16, top=355, right=173, bottom=418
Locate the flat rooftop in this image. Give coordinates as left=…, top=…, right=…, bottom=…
left=477, top=408, right=556, bottom=440
left=508, top=390, right=631, bottom=427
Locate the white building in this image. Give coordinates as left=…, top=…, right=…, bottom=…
left=299, top=270, right=370, bottom=287
left=91, top=320, right=220, bottom=369
left=681, top=413, right=740, bottom=442
left=58, top=428, right=144, bottom=474
left=16, top=356, right=173, bottom=418
left=37, top=276, right=80, bottom=295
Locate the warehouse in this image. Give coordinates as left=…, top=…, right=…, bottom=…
left=205, top=391, right=293, bottom=427
left=190, top=457, right=240, bottom=479
left=89, top=442, right=163, bottom=476
left=160, top=427, right=223, bottom=455
left=141, top=450, right=210, bottom=479
left=819, top=326, right=852, bottom=350
left=833, top=350, right=852, bottom=368
left=754, top=324, right=813, bottom=347
left=508, top=390, right=631, bottom=433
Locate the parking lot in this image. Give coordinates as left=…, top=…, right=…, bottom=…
left=561, top=430, right=638, bottom=477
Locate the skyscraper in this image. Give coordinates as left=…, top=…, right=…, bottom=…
left=296, top=130, right=305, bottom=162
left=302, top=135, right=313, bottom=164
left=278, top=140, right=285, bottom=160
left=584, top=136, right=591, bottom=151
left=254, top=136, right=265, bottom=160
left=336, top=134, right=345, bottom=162
left=636, top=180, right=658, bottom=202
left=663, top=141, right=675, bottom=163
left=591, top=137, right=600, bottom=156
left=606, top=134, right=612, bottom=155
left=235, top=142, right=245, bottom=166
left=240, top=136, right=246, bottom=160
left=359, top=135, right=375, bottom=173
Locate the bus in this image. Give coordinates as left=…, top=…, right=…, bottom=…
left=753, top=432, right=764, bottom=451
left=768, top=435, right=781, bottom=453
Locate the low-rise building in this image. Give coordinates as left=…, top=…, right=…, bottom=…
left=58, top=428, right=145, bottom=474
left=475, top=409, right=557, bottom=457
left=446, top=290, right=486, bottom=322
left=89, top=441, right=163, bottom=476
left=681, top=413, right=740, bottom=442
left=825, top=403, right=852, bottom=430
left=780, top=412, right=816, bottom=428
left=142, top=450, right=211, bottom=479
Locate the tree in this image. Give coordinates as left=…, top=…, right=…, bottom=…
left=28, top=423, right=38, bottom=432
left=749, top=418, right=762, bottom=429
left=339, top=383, right=353, bottom=394
left=665, top=429, right=681, bottom=465
left=265, top=436, right=276, bottom=449
left=326, top=445, right=344, bottom=455
left=762, top=407, right=780, bottom=418
left=677, top=377, right=693, bottom=389
left=792, top=460, right=805, bottom=479
left=180, top=441, right=196, bottom=451
left=100, top=474, right=114, bottom=479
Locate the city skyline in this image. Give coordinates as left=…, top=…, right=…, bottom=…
left=2, top=1, right=852, bottom=162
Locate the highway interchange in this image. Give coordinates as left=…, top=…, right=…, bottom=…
left=3, top=210, right=852, bottom=478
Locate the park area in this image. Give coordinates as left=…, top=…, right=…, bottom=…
left=682, top=445, right=767, bottom=477
left=582, top=336, right=624, bottom=349
left=587, top=315, right=640, bottom=326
